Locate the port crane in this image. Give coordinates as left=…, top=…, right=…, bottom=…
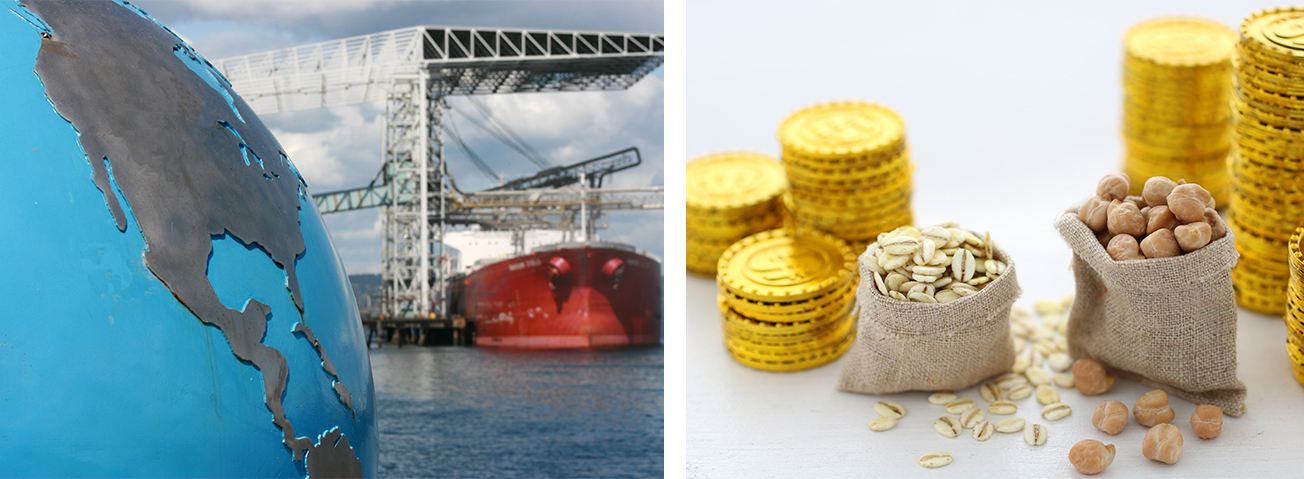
left=214, top=26, right=664, bottom=320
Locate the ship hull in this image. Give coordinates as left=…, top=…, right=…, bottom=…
left=463, top=244, right=662, bottom=348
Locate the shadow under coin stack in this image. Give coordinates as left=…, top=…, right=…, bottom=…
left=1288, top=228, right=1304, bottom=385
left=1122, top=18, right=1235, bottom=206
left=686, top=152, right=787, bottom=276
left=1228, top=7, right=1304, bottom=314
left=715, top=229, right=857, bottom=372
left=777, top=101, right=914, bottom=249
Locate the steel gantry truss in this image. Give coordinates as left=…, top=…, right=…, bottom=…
left=214, top=25, right=663, bottom=320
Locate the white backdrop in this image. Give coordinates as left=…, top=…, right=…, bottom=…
left=684, top=1, right=1304, bottom=477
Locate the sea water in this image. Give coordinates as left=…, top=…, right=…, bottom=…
left=369, top=346, right=663, bottom=478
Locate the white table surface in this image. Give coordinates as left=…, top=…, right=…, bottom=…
left=684, top=1, right=1304, bottom=476
left=686, top=275, right=1304, bottom=477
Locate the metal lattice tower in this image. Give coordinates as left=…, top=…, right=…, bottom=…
left=213, top=26, right=663, bottom=320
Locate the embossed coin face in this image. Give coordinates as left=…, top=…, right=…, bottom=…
left=1244, top=8, right=1304, bottom=58
left=1266, top=15, right=1304, bottom=50
left=1125, top=18, right=1234, bottom=66
left=718, top=229, right=853, bottom=302
left=686, top=152, right=786, bottom=210
left=743, top=241, right=837, bottom=287
left=778, top=102, right=904, bottom=158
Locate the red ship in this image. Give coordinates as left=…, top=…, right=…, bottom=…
left=459, top=242, right=662, bottom=348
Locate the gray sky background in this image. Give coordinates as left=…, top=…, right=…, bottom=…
left=131, top=0, right=665, bottom=275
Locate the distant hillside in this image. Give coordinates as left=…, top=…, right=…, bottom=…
left=348, top=274, right=381, bottom=307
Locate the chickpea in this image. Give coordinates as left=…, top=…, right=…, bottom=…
left=1069, top=439, right=1116, bottom=475
left=1096, top=230, right=1116, bottom=249
left=1145, top=205, right=1178, bottom=235
left=1134, top=389, right=1176, bottom=427
left=1204, top=208, right=1228, bottom=241
left=1107, top=201, right=1145, bottom=237
left=1167, top=184, right=1213, bottom=223
left=1072, top=358, right=1114, bottom=395
left=1106, top=234, right=1144, bottom=262
left=1079, top=196, right=1110, bottom=232
left=1191, top=405, right=1223, bottom=439
left=1142, top=423, right=1183, bottom=465
left=1091, top=400, right=1128, bottom=435
left=1174, top=221, right=1213, bottom=252
left=1140, top=228, right=1181, bottom=259
left=1126, top=196, right=1147, bottom=211
left=1142, top=176, right=1177, bottom=207
left=1096, top=173, right=1131, bottom=201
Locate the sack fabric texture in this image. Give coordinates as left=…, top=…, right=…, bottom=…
left=1054, top=208, right=1247, bottom=417
left=838, top=243, right=1021, bottom=394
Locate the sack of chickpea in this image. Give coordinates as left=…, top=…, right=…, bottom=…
left=1053, top=172, right=1247, bottom=416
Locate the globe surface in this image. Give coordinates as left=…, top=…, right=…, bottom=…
left=0, top=1, right=377, bottom=476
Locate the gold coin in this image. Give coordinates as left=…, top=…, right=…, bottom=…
left=723, top=327, right=852, bottom=361
left=725, top=324, right=853, bottom=360
left=689, top=210, right=783, bottom=240
left=719, top=304, right=832, bottom=337
left=1233, top=125, right=1304, bottom=157
left=795, top=214, right=914, bottom=244
left=1241, top=7, right=1304, bottom=61
left=1234, top=86, right=1304, bottom=122
left=687, top=262, right=717, bottom=277
left=1126, top=17, right=1235, bottom=67
left=723, top=314, right=855, bottom=353
left=722, top=312, right=853, bottom=346
left=723, top=327, right=855, bottom=373
left=722, top=286, right=854, bottom=324
left=1233, top=145, right=1304, bottom=176
left=777, top=101, right=905, bottom=160
left=1236, top=60, right=1304, bottom=96
left=717, top=228, right=855, bottom=302
left=1288, top=343, right=1304, bottom=378
left=1291, top=228, right=1304, bottom=265
left=686, top=151, right=787, bottom=213
left=719, top=261, right=857, bottom=314
left=794, top=205, right=912, bottom=232
left=722, top=277, right=854, bottom=316
left=790, top=183, right=913, bottom=211
left=1291, top=334, right=1304, bottom=352
left=1226, top=201, right=1301, bottom=239
left=783, top=149, right=912, bottom=183
left=1232, top=96, right=1304, bottom=129
left=783, top=141, right=906, bottom=170
left=719, top=293, right=853, bottom=333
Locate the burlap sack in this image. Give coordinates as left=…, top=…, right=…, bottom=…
left=838, top=244, right=1021, bottom=394
left=1054, top=208, right=1247, bottom=416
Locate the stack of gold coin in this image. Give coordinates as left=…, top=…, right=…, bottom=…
left=1121, top=18, right=1235, bottom=206
left=716, top=228, right=857, bottom=372
left=1287, top=228, right=1304, bottom=385
left=1228, top=7, right=1304, bottom=314
left=777, top=101, right=914, bottom=248
left=686, top=152, right=787, bottom=277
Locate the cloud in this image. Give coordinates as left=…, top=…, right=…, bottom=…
left=264, top=104, right=382, bottom=191
left=153, top=0, right=410, bottom=19
left=133, top=0, right=663, bottom=44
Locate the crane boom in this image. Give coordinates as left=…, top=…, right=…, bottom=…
left=214, top=26, right=663, bottom=114
left=311, top=147, right=650, bottom=214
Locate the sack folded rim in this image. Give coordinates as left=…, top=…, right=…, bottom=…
left=1054, top=207, right=1238, bottom=289
left=857, top=242, right=1023, bottom=336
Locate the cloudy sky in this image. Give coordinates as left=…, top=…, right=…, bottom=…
left=130, top=0, right=665, bottom=275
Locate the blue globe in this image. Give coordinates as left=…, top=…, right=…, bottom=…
left=0, top=0, right=376, bottom=476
